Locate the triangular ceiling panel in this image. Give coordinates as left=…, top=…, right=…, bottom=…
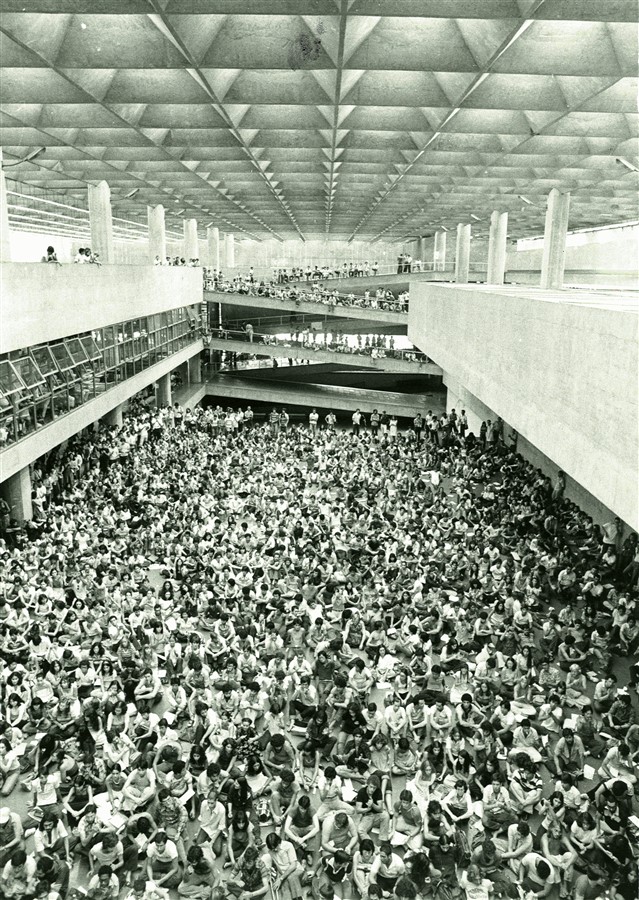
left=0, top=5, right=635, bottom=241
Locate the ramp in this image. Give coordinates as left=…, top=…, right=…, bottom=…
left=203, top=376, right=444, bottom=418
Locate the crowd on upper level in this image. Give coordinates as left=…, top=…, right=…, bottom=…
left=204, top=272, right=408, bottom=313
left=0, top=402, right=637, bottom=900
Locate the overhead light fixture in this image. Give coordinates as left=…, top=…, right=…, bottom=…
left=518, top=195, right=533, bottom=205
left=616, top=157, right=639, bottom=173
left=2, top=147, right=46, bottom=168
left=112, top=187, right=140, bottom=203
left=470, top=214, right=482, bottom=222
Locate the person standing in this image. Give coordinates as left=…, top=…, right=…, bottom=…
left=309, top=409, right=319, bottom=434
left=602, top=517, right=622, bottom=556
left=245, top=323, right=254, bottom=343
left=352, top=409, right=362, bottom=437
left=325, top=411, right=337, bottom=432
left=279, top=408, right=289, bottom=433
left=269, top=408, right=280, bottom=436
left=370, top=409, right=380, bottom=439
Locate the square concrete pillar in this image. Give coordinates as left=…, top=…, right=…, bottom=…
left=103, top=404, right=123, bottom=427
left=183, top=218, right=199, bottom=261
left=541, top=188, right=570, bottom=290
left=0, top=467, right=32, bottom=522
left=157, top=373, right=172, bottom=407
left=433, top=230, right=447, bottom=271
left=487, top=210, right=508, bottom=285
left=148, top=204, right=166, bottom=264
left=455, top=224, right=471, bottom=283
left=207, top=225, right=220, bottom=270
left=88, top=181, right=114, bottom=263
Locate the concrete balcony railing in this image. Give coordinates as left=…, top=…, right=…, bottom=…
left=205, top=289, right=407, bottom=325
left=205, top=330, right=442, bottom=375
left=1, top=263, right=204, bottom=355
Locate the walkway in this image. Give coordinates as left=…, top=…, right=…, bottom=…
left=206, top=334, right=442, bottom=375
left=204, top=290, right=407, bottom=325
left=204, top=375, right=443, bottom=418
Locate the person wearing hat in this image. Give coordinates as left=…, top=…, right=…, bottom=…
left=0, top=806, right=23, bottom=868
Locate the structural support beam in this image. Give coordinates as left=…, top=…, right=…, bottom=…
left=157, top=373, right=172, bottom=407
left=188, top=354, right=201, bottom=384
left=487, top=211, right=508, bottom=285
left=433, top=230, right=446, bottom=272
left=225, top=232, right=235, bottom=269
left=207, top=225, right=220, bottom=270
left=148, top=204, right=166, bottom=264
left=541, top=189, right=571, bottom=290
left=455, top=224, right=471, bottom=283
left=183, top=218, right=199, bottom=261
left=87, top=180, right=114, bottom=263
left=0, top=149, right=11, bottom=262
left=0, top=467, right=32, bottom=522
left=103, top=404, right=123, bottom=428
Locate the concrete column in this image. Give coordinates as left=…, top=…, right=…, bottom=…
left=454, top=224, right=471, bottom=283
left=487, top=210, right=508, bottom=285
left=103, top=404, right=123, bottom=428
left=433, top=230, right=446, bottom=271
left=1, top=467, right=33, bottom=522
left=0, top=149, right=11, bottom=262
left=225, top=232, right=235, bottom=269
left=541, top=188, right=570, bottom=290
left=183, top=218, right=199, bottom=261
left=157, top=373, right=172, bottom=407
left=148, top=204, right=166, bottom=264
left=207, top=225, right=220, bottom=270
left=88, top=180, right=114, bottom=263
left=188, top=354, right=201, bottom=384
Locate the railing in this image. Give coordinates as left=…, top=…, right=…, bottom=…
left=0, top=306, right=203, bottom=450
left=205, top=283, right=409, bottom=314
left=206, top=328, right=432, bottom=365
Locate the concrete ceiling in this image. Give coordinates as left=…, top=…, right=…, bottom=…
left=1, top=0, right=638, bottom=243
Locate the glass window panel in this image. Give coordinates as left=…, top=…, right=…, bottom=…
left=50, top=344, right=75, bottom=371
left=31, top=346, right=58, bottom=377
left=0, top=360, right=26, bottom=396
left=102, top=326, right=116, bottom=348
left=13, top=355, right=45, bottom=388
left=65, top=338, right=89, bottom=366
left=80, top=336, right=102, bottom=361
left=104, top=347, right=118, bottom=369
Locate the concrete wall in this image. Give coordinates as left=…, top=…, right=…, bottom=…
left=0, top=340, right=203, bottom=482
left=408, top=283, right=639, bottom=530
left=1, top=264, right=203, bottom=354
left=444, top=372, right=624, bottom=529
left=507, top=228, right=639, bottom=275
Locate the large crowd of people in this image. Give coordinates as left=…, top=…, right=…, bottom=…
left=204, top=272, right=408, bottom=314
left=0, top=401, right=637, bottom=900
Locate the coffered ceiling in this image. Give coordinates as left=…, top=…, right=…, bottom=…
left=1, top=0, right=637, bottom=242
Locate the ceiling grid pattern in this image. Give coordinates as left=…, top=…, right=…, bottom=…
left=1, top=0, right=637, bottom=242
